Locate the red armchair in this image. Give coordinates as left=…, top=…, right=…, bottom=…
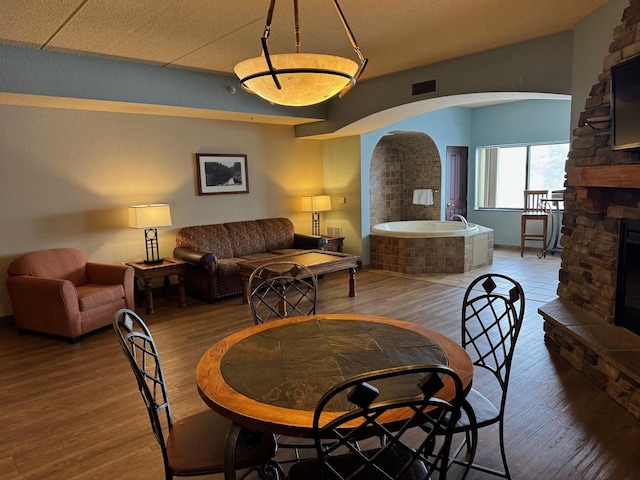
left=7, top=248, right=134, bottom=342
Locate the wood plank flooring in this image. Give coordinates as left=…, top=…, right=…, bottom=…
left=1, top=253, right=639, bottom=479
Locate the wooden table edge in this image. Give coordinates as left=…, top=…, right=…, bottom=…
left=196, top=314, right=473, bottom=437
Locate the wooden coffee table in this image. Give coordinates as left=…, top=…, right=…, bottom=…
left=238, top=250, right=359, bottom=303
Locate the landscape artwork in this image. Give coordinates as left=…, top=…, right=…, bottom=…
left=196, top=153, right=249, bottom=195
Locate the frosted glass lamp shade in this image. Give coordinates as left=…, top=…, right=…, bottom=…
left=234, top=54, right=359, bottom=107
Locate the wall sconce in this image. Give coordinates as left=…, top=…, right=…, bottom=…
left=301, top=195, right=332, bottom=236
left=128, top=204, right=172, bottom=264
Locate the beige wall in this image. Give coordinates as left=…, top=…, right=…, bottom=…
left=0, top=105, right=323, bottom=316
left=322, top=136, right=362, bottom=257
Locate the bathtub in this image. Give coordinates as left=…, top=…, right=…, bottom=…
left=369, top=220, right=493, bottom=274
left=371, top=220, right=478, bottom=237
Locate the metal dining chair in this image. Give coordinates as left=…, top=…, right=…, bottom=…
left=247, top=261, right=320, bottom=464
left=248, top=261, right=318, bottom=325
left=112, top=308, right=280, bottom=480
left=447, top=273, right=525, bottom=479
left=287, top=364, right=466, bottom=480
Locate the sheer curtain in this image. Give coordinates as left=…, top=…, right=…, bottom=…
left=476, top=147, right=498, bottom=208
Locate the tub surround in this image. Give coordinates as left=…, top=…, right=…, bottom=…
left=370, top=222, right=493, bottom=274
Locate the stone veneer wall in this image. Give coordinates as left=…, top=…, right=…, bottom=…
left=369, top=132, right=441, bottom=228
left=542, top=0, right=640, bottom=420
left=560, top=0, right=640, bottom=320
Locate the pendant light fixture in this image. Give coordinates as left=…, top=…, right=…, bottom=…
left=234, top=0, right=368, bottom=107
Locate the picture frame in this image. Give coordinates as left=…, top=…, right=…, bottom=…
left=196, top=153, right=249, bottom=195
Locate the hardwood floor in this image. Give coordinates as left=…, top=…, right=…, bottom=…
left=1, top=250, right=639, bottom=479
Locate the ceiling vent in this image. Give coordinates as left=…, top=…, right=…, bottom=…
left=412, top=78, right=438, bottom=96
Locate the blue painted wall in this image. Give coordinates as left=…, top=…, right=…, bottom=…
left=468, top=99, right=571, bottom=246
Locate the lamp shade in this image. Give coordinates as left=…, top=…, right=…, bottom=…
left=301, top=195, right=332, bottom=212
left=128, top=204, right=172, bottom=229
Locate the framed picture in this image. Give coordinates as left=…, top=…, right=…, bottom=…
left=196, top=153, right=249, bottom=195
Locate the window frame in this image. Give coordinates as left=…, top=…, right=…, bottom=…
left=474, top=141, right=569, bottom=211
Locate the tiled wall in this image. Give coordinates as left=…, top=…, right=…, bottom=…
left=369, top=132, right=442, bottom=228
left=370, top=229, right=494, bottom=274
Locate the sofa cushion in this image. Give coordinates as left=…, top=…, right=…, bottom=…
left=256, top=218, right=295, bottom=251
left=225, top=221, right=267, bottom=257
left=216, top=258, right=246, bottom=277
left=238, top=253, right=280, bottom=262
left=77, top=283, right=125, bottom=311
left=176, top=225, right=233, bottom=259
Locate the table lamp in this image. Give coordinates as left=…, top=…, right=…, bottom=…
left=301, top=195, right=332, bottom=236
left=128, top=204, right=172, bottom=264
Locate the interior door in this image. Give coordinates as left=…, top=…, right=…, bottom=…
left=445, top=146, right=469, bottom=220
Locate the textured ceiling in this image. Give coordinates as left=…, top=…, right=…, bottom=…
left=0, top=0, right=608, bottom=81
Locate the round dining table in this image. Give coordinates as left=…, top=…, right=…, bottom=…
left=196, top=313, right=474, bottom=480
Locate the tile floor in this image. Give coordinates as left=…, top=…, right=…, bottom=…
left=370, top=246, right=561, bottom=309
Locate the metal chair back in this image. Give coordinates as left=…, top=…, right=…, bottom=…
left=311, top=365, right=465, bottom=480
left=462, top=273, right=525, bottom=397
left=248, top=261, right=318, bottom=324
left=113, top=309, right=173, bottom=470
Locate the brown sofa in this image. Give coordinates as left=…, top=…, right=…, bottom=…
left=6, top=248, right=135, bottom=342
left=173, top=218, right=326, bottom=303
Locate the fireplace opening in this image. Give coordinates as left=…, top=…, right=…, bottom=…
left=616, top=219, right=640, bottom=335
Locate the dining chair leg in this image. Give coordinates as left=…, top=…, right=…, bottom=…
left=498, top=421, right=511, bottom=480
left=460, top=428, right=478, bottom=480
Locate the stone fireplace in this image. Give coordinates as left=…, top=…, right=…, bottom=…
left=539, top=0, right=640, bottom=420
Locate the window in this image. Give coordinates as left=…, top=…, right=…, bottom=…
left=475, top=143, right=569, bottom=209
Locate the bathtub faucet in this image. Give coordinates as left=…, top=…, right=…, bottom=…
left=450, top=214, right=469, bottom=229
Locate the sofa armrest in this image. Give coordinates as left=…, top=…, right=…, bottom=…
left=6, top=276, right=81, bottom=338
left=294, top=233, right=328, bottom=250
left=173, top=247, right=218, bottom=270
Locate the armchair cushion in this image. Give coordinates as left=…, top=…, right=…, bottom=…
left=77, top=284, right=126, bottom=311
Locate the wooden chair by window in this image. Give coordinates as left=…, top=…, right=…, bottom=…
left=113, top=309, right=280, bottom=480
left=520, top=190, right=549, bottom=256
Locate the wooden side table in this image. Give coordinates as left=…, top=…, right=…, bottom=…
left=321, top=235, right=345, bottom=252
left=125, top=258, right=187, bottom=314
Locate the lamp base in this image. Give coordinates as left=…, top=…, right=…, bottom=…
left=143, top=258, right=165, bottom=265
left=311, top=212, right=321, bottom=236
